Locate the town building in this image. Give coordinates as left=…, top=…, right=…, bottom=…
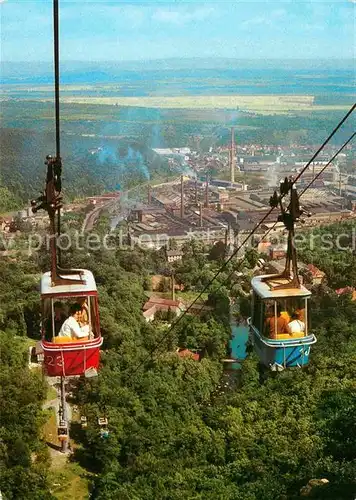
left=166, top=249, right=184, bottom=263
left=335, top=287, right=356, bottom=301
left=305, top=264, right=326, bottom=285
left=176, top=348, right=200, bottom=361
left=142, top=297, right=184, bottom=322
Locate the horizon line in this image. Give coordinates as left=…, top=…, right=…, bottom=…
left=1, top=57, right=355, bottom=63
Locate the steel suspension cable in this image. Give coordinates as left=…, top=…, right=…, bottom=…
left=53, top=0, right=62, bottom=263
left=54, top=0, right=60, bottom=159
left=299, top=132, right=356, bottom=197
left=293, top=103, right=355, bottom=184
left=245, top=131, right=356, bottom=255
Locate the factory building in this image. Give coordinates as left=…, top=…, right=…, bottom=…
left=118, top=173, right=355, bottom=252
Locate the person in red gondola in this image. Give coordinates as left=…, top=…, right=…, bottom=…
left=58, top=303, right=88, bottom=340
left=76, top=297, right=91, bottom=337
left=45, top=301, right=66, bottom=341
left=76, top=297, right=89, bottom=325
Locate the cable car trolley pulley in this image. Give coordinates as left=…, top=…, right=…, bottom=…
left=57, top=419, right=68, bottom=441
left=98, top=417, right=109, bottom=438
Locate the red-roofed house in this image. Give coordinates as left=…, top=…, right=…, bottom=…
left=142, top=297, right=184, bottom=322
left=143, top=297, right=184, bottom=310
left=269, top=245, right=287, bottom=260
left=0, top=216, right=13, bottom=233
left=257, top=241, right=271, bottom=254
left=306, top=264, right=326, bottom=285
left=183, top=302, right=213, bottom=316
left=176, top=348, right=200, bottom=361
left=142, top=305, right=156, bottom=322
left=335, top=287, right=356, bottom=301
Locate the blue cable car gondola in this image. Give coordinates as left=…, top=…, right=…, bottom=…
left=248, top=275, right=317, bottom=370
left=248, top=178, right=317, bottom=370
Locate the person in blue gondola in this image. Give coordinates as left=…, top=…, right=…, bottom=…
left=288, top=311, right=305, bottom=335
left=265, top=305, right=289, bottom=339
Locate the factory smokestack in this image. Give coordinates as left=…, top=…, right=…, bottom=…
left=225, top=225, right=232, bottom=250
left=148, top=184, right=152, bottom=205
left=180, top=175, right=184, bottom=219
left=205, top=174, right=209, bottom=208
left=171, top=273, right=175, bottom=302
left=230, top=127, right=235, bottom=184
left=195, top=178, right=198, bottom=205
left=199, top=203, right=203, bottom=227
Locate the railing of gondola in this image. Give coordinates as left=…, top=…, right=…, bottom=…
left=41, top=337, right=103, bottom=351
left=248, top=321, right=317, bottom=348
left=257, top=333, right=317, bottom=348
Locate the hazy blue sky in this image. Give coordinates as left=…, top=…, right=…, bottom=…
left=1, top=0, right=355, bottom=61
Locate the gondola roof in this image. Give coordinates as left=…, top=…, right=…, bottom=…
left=40, top=269, right=97, bottom=295
left=251, top=275, right=311, bottom=299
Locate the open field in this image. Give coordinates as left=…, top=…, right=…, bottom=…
left=1, top=88, right=353, bottom=211
left=32, top=94, right=354, bottom=114
left=2, top=78, right=354, bottom=93
left=48, top=463, right=90, bottom=500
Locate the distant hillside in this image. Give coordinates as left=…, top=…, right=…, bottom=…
left=0, top=183, right=19, bottom=213
left=0, top=128, right=171, bottom=208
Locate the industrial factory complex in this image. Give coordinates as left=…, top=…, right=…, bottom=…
left=2, top=130, right=355, bottom=257
left=124, top=177, right=355, bottom=250
left=120, top=131, right=355, bottom=250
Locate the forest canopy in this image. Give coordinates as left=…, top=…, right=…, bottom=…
left=0, top=228, right=355, bottom=499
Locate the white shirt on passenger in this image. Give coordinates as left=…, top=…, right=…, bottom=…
left=288, top=319, right=305, bottom=333
left=59, top=316, right=88, bottom=339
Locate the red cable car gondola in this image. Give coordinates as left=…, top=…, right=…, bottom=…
left=31, top=0, right=103, bottom=378
left=33, top=159, right=104, bottom=379
left=40, top=269, right=103, bottom=377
